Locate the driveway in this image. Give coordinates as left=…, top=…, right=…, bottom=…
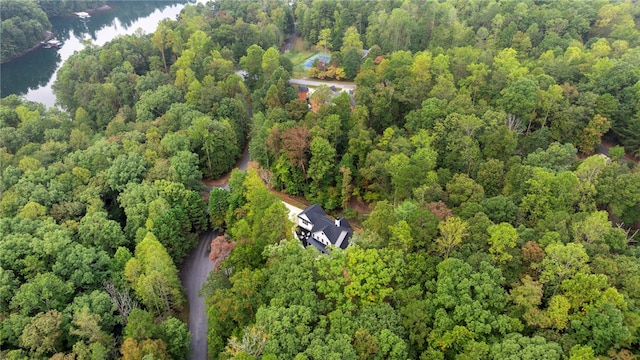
left=280, top=22, right=296, bottom=53
left=283, top=201, right=303, bottom=223
left=289, top=78, right=357, bottom=91
left=232, top=74, right=357, bottom=92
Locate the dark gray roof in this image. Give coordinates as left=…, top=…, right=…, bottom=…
left=336, top=218, right=351, bottom=229
left=299, top=204, right=328, bottom=224
left=298, top=204, right=352, bottom=250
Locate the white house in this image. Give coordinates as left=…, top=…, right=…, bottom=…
left=296, top=204, right=352, bottom=253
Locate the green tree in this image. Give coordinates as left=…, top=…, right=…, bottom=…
left=520, top=169, right=580, bottom=224
left=70, top=307, right=114, bottom=353
left=487, top=223, right=518, bottom=263
left=208, top=187, right=230, bottom=231
left=341, top=26, right=363, bottom=53
left=169, top=150, right=202, bottom=189
left=52, top=244, right=111, bottom=290
left=262, top=47, right=281, bottom=81
left=11, top=272, right=73, bottom=315
left=188, top=117, right=239, bottom=178
left=539, top=242, right=589, bottom=287
left=308, top=136, right=337, bottom=199
left=240, top=44, right=265, bottom=90
left=571, top=211, right=613, bottom=245
left=523, top=142, right=577, bottom=172
left=476, top=159, right=505, bottom=197
left=206, top=268, right=266, bottom=357
left=1, top=0, right=51, bottom=61
left=19, top=310, right=64, bottom=357
left=107, top=153, right=148, bottom=192
left=151, top=19, right=175, bottom=73
left=78, top=211, right=128, bottom=253
left=316, top=246, right=403, bottom=312
left=362, top=200, right=396, bottom=247
left=135, top=84, right=182, bottom=122
left=124, top=308, right=159, bottom=340
left=384, top=153, right=416, bottom=203
left=490, top=333, right=563, bottom=360
left=569, top=345, right=597, bottom=360
left=159, top=317, right=191, bottom=360
left=578, top=114, right=611, bottom=154
left=317, top=28, right=332, bottom=53
left=446, top=173, right=485, bottom=207
left=435, top=216, right=468, bottom=258
left=389, top=220, right=413, bottom=253
left=256, top=305, right=315, bottom=358
left=498, top=76, right=539, bottom=132
left=572, top=303, right=630, bottom=355
left=124, top=232, right=185, bottom=315
left=431, top=258, right=520, bottom=352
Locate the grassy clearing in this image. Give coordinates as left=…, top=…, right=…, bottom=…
left=283, top=36, right=316, bottom=77
left=287, top=50, right=315, bottom=67
left=292, top=36, right=307, bottom=52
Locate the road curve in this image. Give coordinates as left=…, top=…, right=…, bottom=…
left=180, top=230, right=217, bottom=360
left=181, top=23, right=309, bottom=357
left=181, top=148, right=249, bottom=359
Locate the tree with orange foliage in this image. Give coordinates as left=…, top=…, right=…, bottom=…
left=209, top=234, right=236, bottom=270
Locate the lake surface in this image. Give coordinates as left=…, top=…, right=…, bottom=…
left=0, top=1, right=195, bottom=108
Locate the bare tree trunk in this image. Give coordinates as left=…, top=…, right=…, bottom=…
left=105, top=282, right=138, bottom=325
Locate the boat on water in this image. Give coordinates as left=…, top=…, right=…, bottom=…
left=74, top=11, right=91, bottom=19
left=41, top=39, right=63, bottom=49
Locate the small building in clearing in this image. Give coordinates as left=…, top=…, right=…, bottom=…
left=296, top=204, right=352, bottom=253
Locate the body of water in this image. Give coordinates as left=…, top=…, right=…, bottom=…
left=0, top=1, right=192, bottom=108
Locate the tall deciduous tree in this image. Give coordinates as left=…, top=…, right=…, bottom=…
left=539, top=242, right=589, bottom=287
left=487, top=222, right=518, bottom=263
left=78, top=211, right=128, bottom=253
left=124, top=232, right=185, bottom=315
left=490, top=333, right=562, bottom=359
left=261, top=47, right=281, bottom=81
left=317, top=28, right=332, bottom=53
left=208, top=188, right=230, bottom=231
left=308, top=136, right=337, bottom=196
left=107, top=153, right=148, bottom=192
left=19, top=310, right=64, bottom=357
left=435, top=216, right=468, bottom=258
left=11, top=272, right=73, bottom=316
left=578, top=114, right=611, bottom=154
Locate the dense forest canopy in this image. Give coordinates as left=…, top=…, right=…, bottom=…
left=1, top=0, right=640, bottom=359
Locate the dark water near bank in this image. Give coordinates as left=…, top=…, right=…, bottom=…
left=0, top=1, right=190, bottom=107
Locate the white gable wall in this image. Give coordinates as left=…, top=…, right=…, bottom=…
left=298, top=215, right=313, bottom=231
left=311, top=231, right=331, bottom=247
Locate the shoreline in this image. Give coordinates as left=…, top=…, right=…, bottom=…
left=1, top=30, right=54, bottom=65
left=61, top=4, right=112, bottom=18
left=1, top=4, right=113, bottom=65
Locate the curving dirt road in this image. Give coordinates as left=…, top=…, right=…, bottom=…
left=180, top=230, right=217, bottom=360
